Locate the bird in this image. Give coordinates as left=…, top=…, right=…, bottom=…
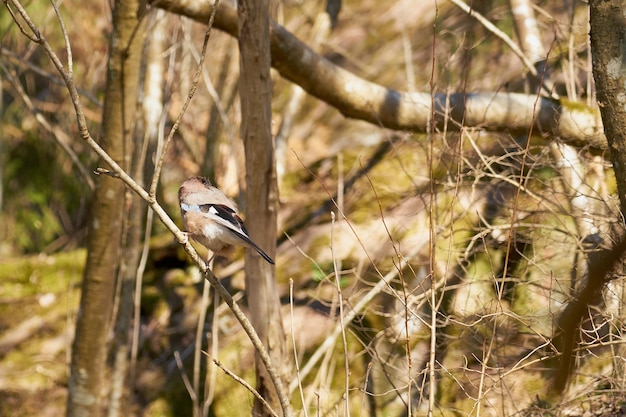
left=178, top=176, right=275, bottom=264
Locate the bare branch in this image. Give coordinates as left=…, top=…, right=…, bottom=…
left=206, top=354, right=280, bottom=417
left=151, top=0, right=605, bottom=149
left=149, top=0, right=220, bottom=197
left=452, top=0, right=558, bottom=98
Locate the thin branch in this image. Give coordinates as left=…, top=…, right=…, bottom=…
left=289, top=279, right=309, bottom=417
left=49, top=0, right=72, bottom=79
left=175, top=350, right=198, bottom=404
left=450, top=0, right=558, bottom=99
left=0, top=46, right=102, bottom=106
left=290, top=243, right=425, bottom=394
left=330, top=212, right=350, bottom=417
left=180, top=21, right=232, bottom=142
left=149, top=0, right=221, bottom=197
left=427, top=7, right=438, bottom=415
left=203, top=290, right=220, bottom=417
left=205, top=354, right=280, bottom=417
left=193, top=255, right=214, bottom=417
left=0, top=61, right=95, bottom=190
left=193, top=265, right=212, bottom=417
left=130, top=206, right=154, bottom=382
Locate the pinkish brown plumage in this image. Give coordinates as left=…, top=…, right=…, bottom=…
left=178, top=176, right=274, bottom=264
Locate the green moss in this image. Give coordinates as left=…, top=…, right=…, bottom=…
left=207, top=338, right=257, bottom=417
left=605, top=170, right=618, bottom=195
left=0, top=250, right=85, bottom=298
left=143, top=398, right=175, bottom=417
left=0, top=250, right=82, bottom=396
left=523, top=374, right=546, bottom=395
left=2, top=128, right=94, bottom=254
left=560, top=98, right=598, bottom=113
left=142, top=285, right=165, bottom=315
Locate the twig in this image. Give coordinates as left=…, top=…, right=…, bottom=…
left=175, top=350, right=198, bottom=404
left=449, top=0, right=558, bottom=100
left=49, top=0, right=72, bottom=79
left=289, top=279, right=309, bottom=417
left=290, top=243, right=424, bottom=394
left=130, top=203, right=154, bottom=382
left=149, top=0, right=221, bottom=197
left=330, top=211, right=350, bottom=416
left=193, top=259, right=213, bottom=417
left=359, top=362, right=373, bottom=417
left=0, top=46, right=102, bottom=106
left=202, top=289, right=219, bottom=417
left=0, top=61, right=95, bottom=190
left=205, top=353, right=280, bottom=417
left=427, top=6, right=438, bottom=415
left=180, top=21, right=232, bottom=141
left=289, top=147, right=474, bottom=394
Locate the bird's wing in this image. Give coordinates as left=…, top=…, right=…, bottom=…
left=181, top=202, right=249, bottom=237
left=181, top=202, right=275, bottom=264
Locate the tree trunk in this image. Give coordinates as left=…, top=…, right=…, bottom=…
left=66, top=1, right=144, bottom=416
left=589, top=0, right=626, bottom=394
left=238, top=0, right=287, bottom=415
left=108, top=9, right=157, bottom=416
left=590, top=0, right=626, bottom=212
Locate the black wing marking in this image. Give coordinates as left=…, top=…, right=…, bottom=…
left=197, top=203, right=249, bottom=234
left=205, top=205, right=274, bottom=264
left=181, top=202, right=274, bottom=264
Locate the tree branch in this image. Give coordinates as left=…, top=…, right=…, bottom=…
left=151, top=0, right=606, bottom=149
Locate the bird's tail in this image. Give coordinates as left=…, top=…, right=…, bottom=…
left=249, top=242, right=275, bottom=264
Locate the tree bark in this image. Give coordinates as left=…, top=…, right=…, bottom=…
left=238, top=0, right=287, bottom=415
left=590, top=0, right=626, bottom=212
left=107, top=9, right=159, bottom=416
left=66, top=1, right=144, bottom=416
left=588, top=0, right=626, bottom=397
